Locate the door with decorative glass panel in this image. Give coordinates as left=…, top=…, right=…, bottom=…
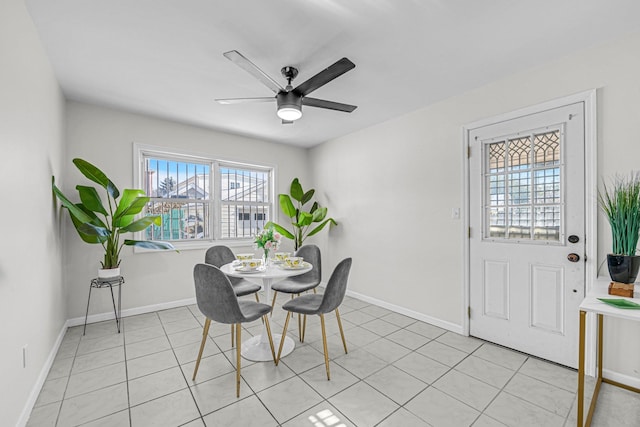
left=469, top=102, right=585, bottom=368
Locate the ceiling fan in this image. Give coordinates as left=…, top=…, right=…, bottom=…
left=216, top=50, right=357, bottom=124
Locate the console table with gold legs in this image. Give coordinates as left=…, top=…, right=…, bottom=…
left=577, top=293, right=640, bottom=426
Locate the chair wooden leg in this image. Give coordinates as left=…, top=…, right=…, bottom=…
left=231, top=324, right=235, bottom=347
left=270, top=291, right=278, bottom=316
left=263, top=315, right=276, bottom=363
left=297, top=294, right=303, bottom=341
left=320, top=313, right=330, bottom=380
left=236, top=322, right=241, bottom=398
left=335, top=308, right=348, bottom=354
left=275, top=312, right=291, bottom=365
left=192, top=318, right=211, bottom=381
left=302, top=315, right=307, bottom=342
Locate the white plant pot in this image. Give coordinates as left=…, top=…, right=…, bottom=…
left=98, top=267, right=121, bottom=279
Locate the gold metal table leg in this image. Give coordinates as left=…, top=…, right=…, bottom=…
left=577, top=310, right=585, bottom=427
left=578, top=311, right=640, bottom=427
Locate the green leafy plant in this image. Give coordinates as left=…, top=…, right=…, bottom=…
left=52, top=158, right=175, bottom=269
left=266, top=178, right=337, bottom=250
left=598, top=172, right=640, bottom=256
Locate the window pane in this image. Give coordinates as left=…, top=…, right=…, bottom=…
left=143, top=156, right=211, bottom=241
left=487, top=141, right=506, bottom=172
left=222, top=205, right=270, bottom=238
left=220, top=165, right=270, bottom=239
left=508, top=171, right=531, bottom=205
left=145, top=201, right=210, bottom=240
left=489, top=175, right=505, bottom=206
left=534, top=206, right=560, bottom=241
left=508, top=207, right=531, bottom=239
left=144, top=158, right=210, bottom=200
left=534, top=168, right=560, bottom=204
left=507, top=136, right=531, bottom=171
left=488, top=207, right=506, bottom=238
left=534, top=131, right=560, bottom=167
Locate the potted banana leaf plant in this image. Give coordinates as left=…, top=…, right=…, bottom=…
left=52, top=158, right=175, bottom=278
left=266, top=178, right=337, bottom=251
left=598, top=172, right=640, bottom=284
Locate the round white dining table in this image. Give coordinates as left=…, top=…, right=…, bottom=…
left=220, top=261, right=312, bottom=362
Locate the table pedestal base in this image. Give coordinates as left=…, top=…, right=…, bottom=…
left=241, top=334, right=294, bottom=362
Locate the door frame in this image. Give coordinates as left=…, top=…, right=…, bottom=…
left=462, top=89, right=598, bottom=373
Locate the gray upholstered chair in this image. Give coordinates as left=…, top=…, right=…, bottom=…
left=192, top=263, right=276, bottom=397
left=205, top=245, right=262, bottom=347
left=205, top=245, right=261, bottom=300
left=270, top=245, right=321, bottom=340
left=275, top=258, right=352, bottom=380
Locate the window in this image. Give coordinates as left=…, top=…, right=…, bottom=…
left=136, top=145, right=274, bottom=247
left=483, top=128, right=562, bottom=242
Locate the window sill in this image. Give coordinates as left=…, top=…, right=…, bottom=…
left=133, top=239, right=256, bottom=254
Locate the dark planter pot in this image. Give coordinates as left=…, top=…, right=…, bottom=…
left=607, top=254, right=640, bottom=284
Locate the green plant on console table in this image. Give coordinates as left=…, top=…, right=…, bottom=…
left=598, top=172, right=640, bottom=256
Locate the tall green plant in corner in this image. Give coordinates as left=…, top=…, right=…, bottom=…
left=266, top=178, right=337, bottom=250
left=52, top=158, right=175, bottom=271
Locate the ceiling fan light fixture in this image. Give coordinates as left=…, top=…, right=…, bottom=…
left=276, top=91, right=303, bottom=121
left=277, top=106, right=302, bottom=121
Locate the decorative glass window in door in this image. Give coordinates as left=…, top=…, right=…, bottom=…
left=483, top=127, right=562, bottom=242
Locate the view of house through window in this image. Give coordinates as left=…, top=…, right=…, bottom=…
left=139, top=149, right=273, bottom=244
left=220, top=166, right=271, bottom=238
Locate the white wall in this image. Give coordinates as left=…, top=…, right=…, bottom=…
left=0, top=0, right=66, bottom=425
left=311, top=31, right=640, bottom=378
left=64, top=102, right=309, bottom=319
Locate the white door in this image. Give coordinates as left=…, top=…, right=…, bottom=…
left=469, top=102, right=585, bottom=368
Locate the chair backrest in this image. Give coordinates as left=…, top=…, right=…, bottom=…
left=205, top=245, right=236, bottom=267
left=193, top=263, right=245, bottom=324
left=318, top=258, right=352, bottom=313
left=292, top=244, right=321, bottom=285
left=204, top=245, right=242, bottom=285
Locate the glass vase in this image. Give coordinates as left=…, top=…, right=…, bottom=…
left=263, top=249, right=271, bottom=268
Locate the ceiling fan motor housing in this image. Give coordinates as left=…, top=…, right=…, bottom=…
left=277, top=90, right=302, bottom=110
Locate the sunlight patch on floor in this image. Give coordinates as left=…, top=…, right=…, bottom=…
left=308, top=408, right=346, bottom=426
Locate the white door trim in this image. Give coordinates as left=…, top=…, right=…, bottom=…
left=461, top=89, right=598, bottom=373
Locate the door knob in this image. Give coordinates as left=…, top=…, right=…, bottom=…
left=567, top=253, right=580, bottom=262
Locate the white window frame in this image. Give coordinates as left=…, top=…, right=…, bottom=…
left=133, top=143, right=276, bottom=251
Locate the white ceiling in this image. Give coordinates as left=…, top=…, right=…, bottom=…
left=26, top=0, right=640, bottom=147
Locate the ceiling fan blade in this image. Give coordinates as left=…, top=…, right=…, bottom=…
left=293, top=58, right=355, bottom=97
left=215, top=97, right=275, bottom=104
left=223, top=50, right=284, bottom=94
left=282, top=120, right=294, bottom=125
left=302, top=97, right=357, bottom=113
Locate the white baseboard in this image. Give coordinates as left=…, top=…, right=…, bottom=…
left=314, top=283, right=464, bottom=335
left=17, top=321, right=68, bottom=427
left=66, top=297, right=197, bottom=327
left=603, top=369, right=640, bottom=389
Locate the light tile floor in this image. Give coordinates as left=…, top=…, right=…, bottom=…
left=27, top=293, right=640, bottom=426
